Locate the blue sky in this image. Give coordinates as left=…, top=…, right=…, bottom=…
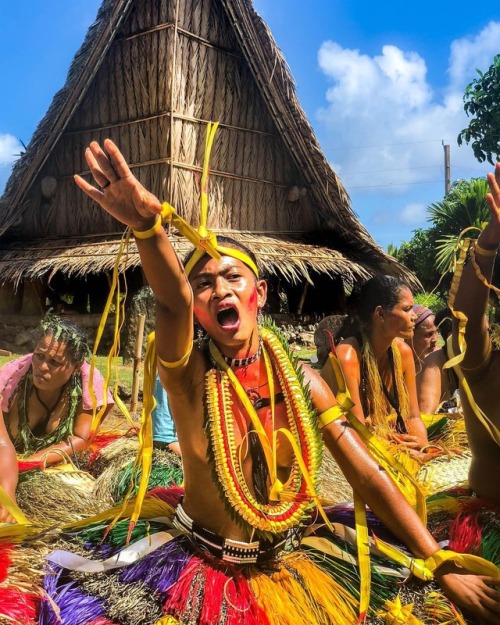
left=0, top=1, right=498, bottom=249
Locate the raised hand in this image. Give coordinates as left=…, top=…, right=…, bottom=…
left=74, top=139, right=163, bottom=230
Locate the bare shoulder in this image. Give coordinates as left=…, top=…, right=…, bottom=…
left=423, top=349, right=445, bottom=370
left=395, top=337, right=413, bottom=358
left=158, top=343, right=207, bottom=399
left=336, top=338, right=361, bottom=367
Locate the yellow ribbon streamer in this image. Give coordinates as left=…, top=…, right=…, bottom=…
left=354, top=491, right=371, bottom=623
left=89, top=229, right=136, bottom=435
left=0, top=485, right=30, bottom=526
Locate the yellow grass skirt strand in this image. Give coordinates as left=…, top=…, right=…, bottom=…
left=155, top=618, right=180, bottom=625
left=249, top=552, right=358, bottom=625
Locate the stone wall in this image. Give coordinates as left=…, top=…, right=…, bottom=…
left=0, top=313, right=117, bottom=355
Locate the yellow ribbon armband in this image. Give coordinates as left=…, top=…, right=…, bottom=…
left=158, top=342, right=193, bottom=369
left=475, top=241, right=498, bottom=257
left=318, top=405, right=345, bottom=429
left=132, top=216, right=163, bottom=239
left=132, top=203, right=175, bottom=240
left=374, top=536, right=500, bottom=582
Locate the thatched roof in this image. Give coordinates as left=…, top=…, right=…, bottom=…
left=0, top=0, right=417, bottom=288
left=0, top=230, right=382, bottom=288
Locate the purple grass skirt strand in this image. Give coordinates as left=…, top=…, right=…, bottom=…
left=119, top=537, right=192, bottom=593
left=40, top=564, right=107, bottom=625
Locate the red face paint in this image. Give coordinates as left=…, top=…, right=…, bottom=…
left=248, top=287, right=258, bottom=314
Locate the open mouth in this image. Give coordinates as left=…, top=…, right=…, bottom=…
left=217, top=306, right=240, bottom=329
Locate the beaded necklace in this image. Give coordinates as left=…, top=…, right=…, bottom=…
left=221, top=342, right=262, bottom=368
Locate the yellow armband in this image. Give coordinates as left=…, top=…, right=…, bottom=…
left=132, top=216, right=163, bottom=239
left=374, top=537, right=500, bottom=582
left=158, top=342, right=193, bottom=369
left=318, top=405, right=345, bottom=429
left=475, top=241, right=498, bottom=257
left=132, top=203, right=175, bottom=239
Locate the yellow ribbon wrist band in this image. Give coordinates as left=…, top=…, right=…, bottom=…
left=475, top=241, right=498, bottom=257
left=132, top=216, right=163, bottom=239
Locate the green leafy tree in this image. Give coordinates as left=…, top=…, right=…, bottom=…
left=389, top=228, right=441, bottom=291
left=394, top=178, right=489, bottom=292
left=430, top=178, right=489, bottom=272
left=458, top=54, right=500, bottom=164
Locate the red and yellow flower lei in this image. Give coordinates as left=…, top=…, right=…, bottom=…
left=205, top=327, right=323, bottom=535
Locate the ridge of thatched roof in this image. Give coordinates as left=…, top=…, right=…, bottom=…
left=0, top=0, right=419, bottom=289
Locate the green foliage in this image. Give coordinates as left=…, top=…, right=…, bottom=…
left=386, top=243, right=400, bottom=258
left=413, top=292, right=446, bottom=313
left=397, top=178, right=489, bottom=289
left=429, top=177, right=489, bottom=272
left=458, top=54, right=500, bottom=165
left=390, top=228, right=441, bottom=291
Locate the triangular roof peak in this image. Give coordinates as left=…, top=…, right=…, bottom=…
left=0, top=0, right=416, bottom=287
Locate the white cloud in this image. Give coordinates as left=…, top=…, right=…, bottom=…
left=0, top=134, right=23, bottom=195
left=0, top=133, right=23, bottom=167
left=448, top=21, right=500, bottom=89
left=316, top=24, right=498, bottom=202
left=400, top=202, right=427, bottom=225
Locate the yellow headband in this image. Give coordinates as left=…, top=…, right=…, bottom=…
left=185, top=244, right=259, bottom=279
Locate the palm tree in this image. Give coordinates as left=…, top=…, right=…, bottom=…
left=429, top=178, right=489, bottom=273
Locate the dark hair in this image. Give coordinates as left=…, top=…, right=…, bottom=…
left=434, top=307, right=452, bottom=342
left=346, top=275, right=410, bottom=327
left=183, top=236, right=260, bottom=276
left=34, top=314, right=91, bottom=364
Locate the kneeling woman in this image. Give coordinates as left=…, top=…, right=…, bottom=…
left=0, top=315, right=114, bottom=522
left=321, top=275, right=429, bottom=458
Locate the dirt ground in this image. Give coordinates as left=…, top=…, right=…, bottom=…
left=103, top=403, right=141, bottom=434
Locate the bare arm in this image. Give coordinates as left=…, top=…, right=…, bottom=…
left=308, top=366, right=436, bottom=554
left=0, top=412, right=18, bottom=523
left=21, top=406, right=98, bottom=465
left=452, top=163, right=500, bottom=380
left=305, top=366, right=500, bottom=622
left=321, top=342, right=366, bottom=424
left=74, top=139, right=194, bottom=368
left=418, top=351, right=444, bottom=414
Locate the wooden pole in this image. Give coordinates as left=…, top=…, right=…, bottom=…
left=130, top=313, right=146, bottom=415
left=443, top=143, right=451, bottom=195
left=297, top=282, right=309, bottom=315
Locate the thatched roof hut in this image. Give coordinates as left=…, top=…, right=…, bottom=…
left=0, top=0, right=417, bottom=321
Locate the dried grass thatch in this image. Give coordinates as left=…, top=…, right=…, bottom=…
left=0, top=0, right=418, bottom=290
left=0, top=229, right=384, bottom=288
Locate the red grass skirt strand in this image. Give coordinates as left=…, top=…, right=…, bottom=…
left=429, top=487, right=500, bottom=564
left=0, top=543, right=38, bottom=624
